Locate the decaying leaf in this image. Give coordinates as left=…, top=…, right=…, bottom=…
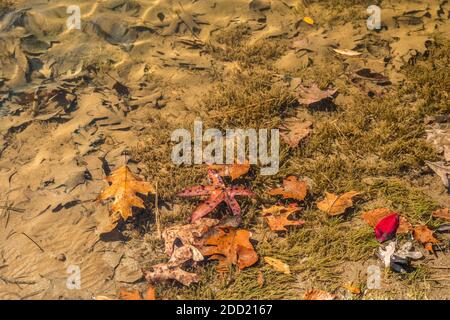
left=144, top=264, right=199, bottom=286
left=97, top=166, right=155, bottom=233
left=200, top=227, right=258, bottom=272
left=425, top=161, right=449, bottom=188
left=413, top=225, right=439, bottom=248
left=267, top=176, right=308, bottom=201
left=208, top=162, right=250, bottom=180
left=316, top=191, right=360, bottom=216
left=432, top=208, right=450, bottom=220
left=303, top=289, right=336, bottom=300
left=178, top=169, right=253, bottom=222
left=280, top=118, right=313, bottom=148
left=362, top=208, right=412, bottom=234
left=261, top=205, right=305, bottom=231
left=264, top=257, right=291, bottom=274
left=297, top=84, right=338, bottom=106
left=162, top=218, right=220, bottom=256
left=332, top=48, right=362, bottom=56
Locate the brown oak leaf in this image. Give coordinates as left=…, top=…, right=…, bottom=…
left=280, top=118, right=313, bottom=147
left=297, top=84, right=338, bottom=106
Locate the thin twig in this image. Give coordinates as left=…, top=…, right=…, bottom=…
left=155, top=181, right=161, bottom=240
left=21, top=232, right=45, bottom=253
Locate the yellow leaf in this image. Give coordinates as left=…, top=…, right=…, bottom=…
left=316, top=191, right=360, bottom=216
left=264, top=256, right=291, bottom=274
left=303, top=16, right=314, bottom=25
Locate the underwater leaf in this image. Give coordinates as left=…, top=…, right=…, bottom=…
left=432, top=208, right=450, bottom=220
left=261, top=205, right=305, bottom=231
left=316, top=191, right=360, bottom=216
left=332, top=48, right=362, bottom=56
left=425, top=161, right=449, bottom=187
left=264, top=257, right=291, bottom=274
left=208, top=162, right=250, bottom=180
left=280, top=118, right=313, bottom=148
left=97, top=166, right=155, bottom=233
left=178, top=169, right=253, bottom=222
left=413, top=225, right=439, bottom=247
left=267, top=176, right=307, bottom=201
left=200, top=227, right=258, bottom=271
left=303, top=290, right=336, bottom=300
left=297, top=84, right=338, bottom=106
left=144, top=264, right=199, bottom=286
left=118, top=286, right=156, bottom=300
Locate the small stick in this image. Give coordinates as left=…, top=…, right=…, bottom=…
left=21, top=232, right=44, bottom=253
left=155, top=181, right=161, bottom=239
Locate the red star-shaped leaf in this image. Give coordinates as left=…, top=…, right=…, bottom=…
left=177, top=169, right=253, bottom=222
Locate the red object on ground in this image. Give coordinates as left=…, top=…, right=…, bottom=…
left=375, top=213, right=400, bottom=242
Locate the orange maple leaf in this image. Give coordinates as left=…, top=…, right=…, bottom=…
left=267, top=176, right=308, bottom=201
left=413, top=225, right=439, bottom=248
left=432, top=208, right=450, bottom=220
left=200, top=227, right=258, bottom=272
left=261, top=205, right=305, bottom=231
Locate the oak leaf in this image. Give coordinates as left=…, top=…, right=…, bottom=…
left=303, top=290, right=336, bottom=300
left=97, top=166, right=155, bottom=233
left=280, top=118, right=313, bottom=148
left=208, top=162, right=250, bottom=180
left=432, top=208, right=450, bottom=220
left=264, top=257, right=291, bottom=274
left=267, top=176, right=307, bottom=201
left=144, top=264, right=199, bottom=286
left=200, top=227, right=258, bottom=272
left=316, top=191, right=360, bottom=215
left=297, top=84, right=338, bottom=106
left=261, top=205, right=305, bottom=231
left=362, top=208, right=412, bottom=234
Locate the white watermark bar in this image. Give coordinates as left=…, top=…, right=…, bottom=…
left=171, top=121, right=280, bottom=175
